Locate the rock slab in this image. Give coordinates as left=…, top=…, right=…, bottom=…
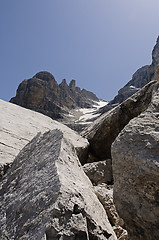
left=82, top=80, right=158, bottom=161
left=83, top=160, right=113, bottom=185
left=0, top=99, right=88, bottom=172
left=0, top=129, right=117, bottom=240
left=112, top=82, right=159, bottom=239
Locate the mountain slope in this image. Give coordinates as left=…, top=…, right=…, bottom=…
left=10, top=71, right=99, bottom=119
left=111, top=36, right=159, bottom=105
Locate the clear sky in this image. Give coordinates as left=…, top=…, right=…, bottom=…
left=0, top=0, right=159, bottom=101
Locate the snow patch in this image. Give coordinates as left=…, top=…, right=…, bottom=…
left=77, top=100, right=108, bottom=123
left=130, top=85, right=141, bottom=90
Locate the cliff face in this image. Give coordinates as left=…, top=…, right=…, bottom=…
left=110, top=36, right=159, bottom=105
left=10, top=71, right=99, bottom=120
left=112, top=80, right=159, bottom=240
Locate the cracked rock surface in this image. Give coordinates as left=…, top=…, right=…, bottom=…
left=0, top=129, right=117, bottom=240
left=112, top=81, right=159, bottom=240
left=0, top=99, right=88, bottom=178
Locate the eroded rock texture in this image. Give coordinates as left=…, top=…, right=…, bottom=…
left=10, top=71, right=99, bottom=120
left=0, top=99, right=89, bottom=179
left=112, top=81, right=159, bottom=239
left=94, top=184, right=127, bottom=240
left=83, top=160, right=113, bottom=185
left=82, top=161, right=127, bottom=240
left=82, top=80, right=158, bottom=161
left=110, top=36, right=159, bottom=106
left=0, top=129, right=117, bottom=240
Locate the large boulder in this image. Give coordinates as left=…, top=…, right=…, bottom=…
left=0, top=99, right=89, bottom=179
left=83, top=160, right=113, bottom=185
left=82, top=80, right=158, bottom=161
left=0, top=129, right=117, bottom=240
left=112, top=81, right=159, bottom=239
left=94, top=184, right=128, bottom=240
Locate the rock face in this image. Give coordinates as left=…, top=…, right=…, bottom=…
left=94, top=184, right=128, bottom=240
left=82, top=161, right=127, bottom=240
left=96, top=36, right=159, bottom=115
left=10, top=71, right=99, bottom=120
left=0, top=99, right=89, bottom=179
left=111, top=65, right=149, bottom=104
left=0, top=129, right=117, bottom=240
left=83, top=160, right=113, bottom=185
left=112, top=81, right=159, bottom=239
left=82, top=80, right=158, bottom=161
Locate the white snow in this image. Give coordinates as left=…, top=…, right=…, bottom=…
left=130, top=85, right=141, bottom=90
left=77, top=100, right=108, bottom=123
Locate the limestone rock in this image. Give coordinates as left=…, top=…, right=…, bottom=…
left=10, top=71, right=63, bottom=119
left=152, top=35, right=159, bottom=66
left=83, top=160, right=113, bottom=185
left=0, top=129, right=117, bottom=240
left=82, top=80, right=159, bottom=161
left=0, top=99, right=89, bottom=177
left=110, top=36, right=159, bottom=106
left=94, top=184, right=127, bottom=240
left=111, top=65, right=149, bottom=104
left=112, top=82, right=159, bottom=239
left=10, top=71, right=99, bottom=121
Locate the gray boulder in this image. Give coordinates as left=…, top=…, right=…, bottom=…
left=0, top=129, right=117, bottom=240
left=82, top=80, right=158, bottom=161
left=83, top=160, right=113, bottom=185
left=0, top=99, right=89, bottom=179
left=112, top=81, right=159, bottom=239
left=94, top=184, right=127, bottom=240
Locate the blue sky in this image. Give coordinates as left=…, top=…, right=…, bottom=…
left=0, top=0, right=159, bottom=101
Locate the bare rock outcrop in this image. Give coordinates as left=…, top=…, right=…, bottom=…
left=94, top=184, right=128, bottom=240
left=0, top=129, right=117, bottom=240
left=82, top=161, right=127, bottom=239
left=110, top=36, right=159, bottom=106
left=112, top=81, right=159, bottom=239
left=10, top=71, right=99, bottom=120
left=0, top=99, right=89, bottom=179
left=83, top=160, right=113, bottom=185
left=111, top=65, right=149, bottom=104
left=82, top=80, right=159, bottom=161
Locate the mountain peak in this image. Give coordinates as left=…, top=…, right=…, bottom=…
left=69, top=80, right=76, bottom=90
left=33, top=71, right=55, bottom=82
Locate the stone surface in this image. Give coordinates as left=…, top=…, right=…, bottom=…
left=0, top=99, right=89, bottom=173
left=83, top=160, right=113, bottom=185
left=10, top=71, right=99, bottom=120
left=111, top=65, right=149, bottom=104
left=110, top=36, right=159, bottom=106
left=0, top=129, right=117, bottom=240
left=112, top=82, right=159, bottom=239
left=94, top=184, right=125, bottom=228
left=82, top=80, right=158, bottom=161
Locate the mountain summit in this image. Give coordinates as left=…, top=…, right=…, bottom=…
left=10, top=71, right=99, bottom=119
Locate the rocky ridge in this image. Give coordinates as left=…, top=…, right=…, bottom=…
left=98, top=36, right=159, bottom=114
left=10, top=71, right=100, bottom=121
left=112, top=78, right=159, bottom=240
